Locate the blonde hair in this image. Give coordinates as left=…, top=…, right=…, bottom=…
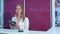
left=16, top=4, right=25, bottom=21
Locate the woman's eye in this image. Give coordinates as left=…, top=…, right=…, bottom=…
left=18, top=8, right=21, bottom=9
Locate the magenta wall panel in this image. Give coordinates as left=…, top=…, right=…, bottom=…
left=26, top=0, right=51, bottom=31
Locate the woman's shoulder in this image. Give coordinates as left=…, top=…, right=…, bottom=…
left=12, top=15, right=16, bottom=19
left=24, top=17, right=29, bottom=22
left=25, top=17, right=28, bottom=19
left=25, top=17, right=29, bottom=20
left=11, top=15, right=16, bottom=21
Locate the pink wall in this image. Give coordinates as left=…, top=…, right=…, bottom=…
left=26, top=0, right=51, bottom=31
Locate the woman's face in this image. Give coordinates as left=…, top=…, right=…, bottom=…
left=16, top=6, right=22, bottom=15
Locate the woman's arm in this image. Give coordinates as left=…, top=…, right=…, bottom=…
left=9, top=23, right=20, bottom=29
left=9, top=24, right=13, bottom=29
left=24, top=17, right=29, bottom=31
left=18, top=17, right=29, bottom=31
left=9, top=17, right=16, bottom=29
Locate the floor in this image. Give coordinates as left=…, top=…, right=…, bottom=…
left=0, top=27, right=60, bottom=34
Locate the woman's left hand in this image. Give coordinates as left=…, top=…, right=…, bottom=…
left=15, top=23, right=20, bottom=29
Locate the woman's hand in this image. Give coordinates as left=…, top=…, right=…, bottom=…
left=15, top=23, right=20, bottom=29
left=9, top=24, right=13, bottom=29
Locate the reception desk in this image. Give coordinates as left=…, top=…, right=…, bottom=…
left=0, top=27, right=59, bottom=34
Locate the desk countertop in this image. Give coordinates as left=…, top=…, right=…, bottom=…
left=0, top=27, right=59, bottom=34
left=0, top=29, right=46, bottom=34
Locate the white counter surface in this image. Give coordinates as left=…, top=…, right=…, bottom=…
left=0, top=27, right=60, bottom=34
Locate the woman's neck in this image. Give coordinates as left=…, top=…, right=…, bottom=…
left=16, top=14, right=21, bottom=23
left=16, top=14, right=21, bottom=18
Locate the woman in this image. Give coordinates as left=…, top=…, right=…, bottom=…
left=9, top=4, right=29, bottom=32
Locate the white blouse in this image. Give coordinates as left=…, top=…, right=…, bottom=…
left=11, top=16, right=29, bottom=31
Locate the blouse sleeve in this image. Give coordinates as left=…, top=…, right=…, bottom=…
left=24, top=17, right=29, bottom=31
left=11, top=17, right=16, bottom=22
left=19, top=17, right=29, bottom=31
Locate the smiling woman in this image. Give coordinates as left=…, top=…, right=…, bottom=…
left=4, top=0, right=29, bottom=32
left=4, top=0, right=24, bottom=29
left=9, top=4, right=29, bottom=32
